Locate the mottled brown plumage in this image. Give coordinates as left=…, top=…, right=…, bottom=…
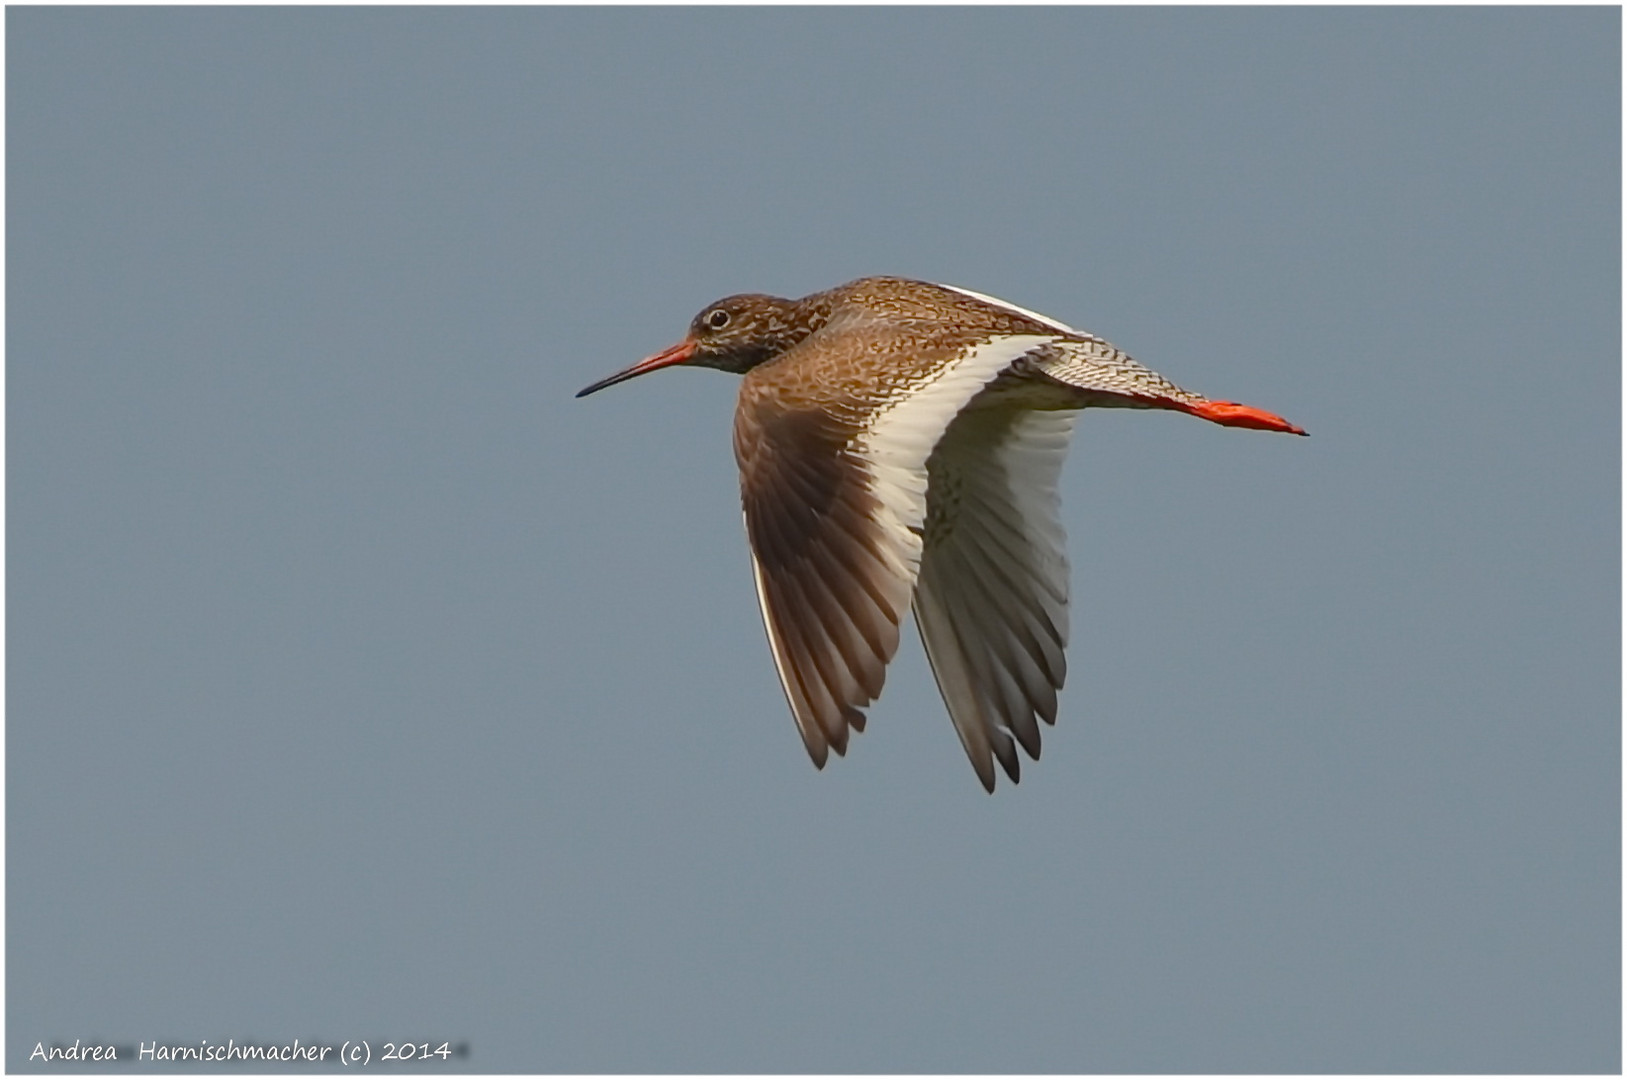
left=578, top=276, right=1305, bottom=791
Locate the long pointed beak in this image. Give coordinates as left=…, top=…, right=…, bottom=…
left=575, top=339, right=697, bottom=398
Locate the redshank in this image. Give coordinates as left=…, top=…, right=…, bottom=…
left=577, top=277, right=1304, bottom=791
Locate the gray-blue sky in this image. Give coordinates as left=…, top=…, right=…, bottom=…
left=8, top=6, right=1619, bottom=1072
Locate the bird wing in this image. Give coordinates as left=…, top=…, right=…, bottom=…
left=735, top=325, right=1060, bottom=767
left=737, top=403, right=909, bottom=766
left=912, top=403, right=1076, bottom=791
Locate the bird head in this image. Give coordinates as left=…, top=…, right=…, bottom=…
left=576, top=293, right=815, bottom=397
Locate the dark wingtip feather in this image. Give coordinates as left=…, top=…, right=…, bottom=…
left=992, top=730, right=1021, bottom=785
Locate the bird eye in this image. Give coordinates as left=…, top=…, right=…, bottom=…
left=706, top=309, right=730, bottom=330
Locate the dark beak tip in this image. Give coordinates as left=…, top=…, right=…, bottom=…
left=573, top=339, right=695, bottom=401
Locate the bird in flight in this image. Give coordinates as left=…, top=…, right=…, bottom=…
left=578, top=277, right=1305, bottom=791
